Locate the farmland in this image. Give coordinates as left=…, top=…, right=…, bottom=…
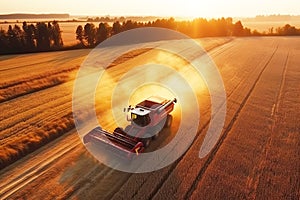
left=0, top=36, right=299, bottom=199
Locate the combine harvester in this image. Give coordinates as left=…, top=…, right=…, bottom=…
left=83, top=96, right=177, bottom=159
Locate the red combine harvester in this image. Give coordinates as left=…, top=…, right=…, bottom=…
left=83, top=96, right=177, bottom=159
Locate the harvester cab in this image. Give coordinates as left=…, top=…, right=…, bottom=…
left=125, top=96, right=176, bottom=127
left=129, top=108, right=151, bottom=127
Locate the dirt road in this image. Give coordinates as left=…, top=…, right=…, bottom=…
left=0, top=37, right=299, bottom=199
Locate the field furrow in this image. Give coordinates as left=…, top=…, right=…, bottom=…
left=188, top=39, right=300, bottom=199
left=254, top=43, right=300, bottom=199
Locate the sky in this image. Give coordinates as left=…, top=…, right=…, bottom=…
left=1, top=0, right=300, bottom=18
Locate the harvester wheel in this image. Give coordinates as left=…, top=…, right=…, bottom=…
left=164, top=115, right=173, bottom=128
left=152, top=131, right=160, bottom=140
left=142, top=138, right=151, bottom=147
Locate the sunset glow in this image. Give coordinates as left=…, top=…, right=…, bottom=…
left=1, top=0, right=300, bottom=18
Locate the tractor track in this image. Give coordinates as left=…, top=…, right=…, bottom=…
left=183, top=45, right=279, bottom=199
left=246, top=50, right=290, bottom=199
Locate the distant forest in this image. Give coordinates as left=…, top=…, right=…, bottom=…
left=0, top=13, right=69, bottom=19
left=1, top=17, right=300, bottom=54
left=241, top=14, right=300, bottom=22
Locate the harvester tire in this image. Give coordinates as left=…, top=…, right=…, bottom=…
left=164, top=115, right=173, bottom=128
left=152, top=131, right=160, bottom=140
left=142, top=138, right=151, bottom=147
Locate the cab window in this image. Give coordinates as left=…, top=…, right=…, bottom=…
left=131, top=113, right=151, bottom=127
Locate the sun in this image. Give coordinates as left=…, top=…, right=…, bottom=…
left=169, top=0, right=222, bottom=19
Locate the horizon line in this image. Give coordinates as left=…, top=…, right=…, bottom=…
left=1, top=12, right=300, bottom=19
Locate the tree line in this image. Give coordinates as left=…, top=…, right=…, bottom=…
left=76, top=17, right=300, bottom=47
left=0, top=21, right=63, bottom=54
left=75, top=18, right=252, bottom=47
left=1, top=17, right=300, bottom=54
